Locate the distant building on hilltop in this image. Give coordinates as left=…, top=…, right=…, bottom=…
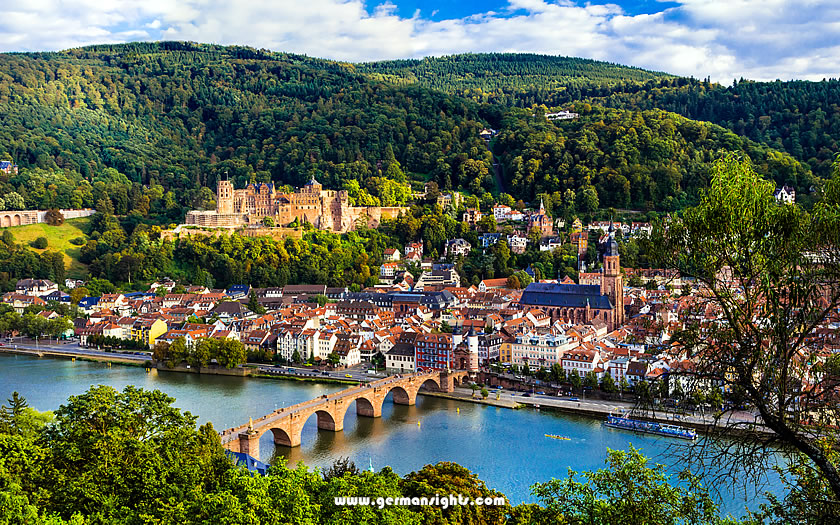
left=0, top=161, right=18, bottom=174
left=774, top=185, right=795, bottom=205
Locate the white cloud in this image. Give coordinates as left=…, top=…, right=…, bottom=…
left=0, top=0, right=837, bottom=82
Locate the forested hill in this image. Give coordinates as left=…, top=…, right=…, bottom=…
left=355, top=53, right=674, bottom=105
left=0, top=41, right=497, bottom=208
left=495, top=104, right=815, bottom=213
left=0, top=42, right=822, bottom=216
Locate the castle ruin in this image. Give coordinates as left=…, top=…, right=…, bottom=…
left=185, top=178, right=406, bottom=233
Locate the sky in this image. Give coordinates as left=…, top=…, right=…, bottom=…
left=1, top=0, right=838, bottom=82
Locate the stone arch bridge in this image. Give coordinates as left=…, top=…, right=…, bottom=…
left=220, top=370, right=469, bottom=458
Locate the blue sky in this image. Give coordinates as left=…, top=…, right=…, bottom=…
left=1, top=0, right=838, bottom=82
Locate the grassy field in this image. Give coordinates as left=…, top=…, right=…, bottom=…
left=4, top=217, right=91, bottom=279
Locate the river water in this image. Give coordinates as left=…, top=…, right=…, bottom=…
left=0, top=354, right=782, bottom=517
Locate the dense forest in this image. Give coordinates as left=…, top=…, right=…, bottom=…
left=356, top=53, right=673, bottom=102
left=360, top=55, right=840, bottom=180
left=0, top=42, right=496, bottom=206
left=494, top=105, right=815, bottom=209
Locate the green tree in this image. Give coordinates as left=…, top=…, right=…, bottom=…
left=44, top=209, right=64, bottom=226
left=40, top=385, right=230, bottom=522
left=602, top=372, right=617, bottom=394
left=570, top=369, right=582, bottom=390
left=648, top=154, right=840, bottom=501
left=247, top=289, right=266, bottom=314
left=327, top=352, right=340, bottom=366
left=31, top=237, right=48, bottom=249
left=4, top=192, right=24, bottom=210
left=531, top=446, right=724, bottom=524
left=215, top=338, right=246, bottom=369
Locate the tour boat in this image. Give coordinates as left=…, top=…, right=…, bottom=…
left=544, top=434, right=571, bottom=440
left=603, top=414, right=696, bottom=440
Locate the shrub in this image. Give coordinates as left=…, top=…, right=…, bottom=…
left=31, top=236, right=48, bottom=249
left=70, top=236, right=86, bottom=246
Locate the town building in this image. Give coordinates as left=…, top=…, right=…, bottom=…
left=445, top=238, right=472, bottom=258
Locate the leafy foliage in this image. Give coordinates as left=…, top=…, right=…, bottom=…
left=494, top=105, right=814, bottom=210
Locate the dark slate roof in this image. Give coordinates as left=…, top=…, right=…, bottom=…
left=520, top=282, right=613, bottom=310
left=388, top=343, right=416, bottom=357
left=212, top=301, right=248, bottom=314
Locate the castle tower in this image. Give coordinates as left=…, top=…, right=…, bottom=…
left=601, top=223, right=625, bottom=327
left=217, top=178, right=234, bottom=214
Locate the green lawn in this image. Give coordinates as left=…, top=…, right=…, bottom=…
left=5, top=217, right=91, bottom=279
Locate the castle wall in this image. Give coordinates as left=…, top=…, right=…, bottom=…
left=204, top=179, right=406, bottom=233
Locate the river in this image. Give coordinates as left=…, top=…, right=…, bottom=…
left=0, top=353, right=782, bottom=517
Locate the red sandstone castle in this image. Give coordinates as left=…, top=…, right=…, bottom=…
left=185, top=178, right=406, bottom=233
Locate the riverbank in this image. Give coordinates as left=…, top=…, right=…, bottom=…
left=419, top=390, right=522, bottom=409
left=0, top=345, right=148, bottom=366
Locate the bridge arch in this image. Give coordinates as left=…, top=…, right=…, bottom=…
left=344, top=394, right=379, bottom=419
left=385, top=385, right=413, bottom=405
left=419, top=378, right=441, bottom=392
left=270, top=427, right=293, bottom=448
left=12, top=214, right=20, bottom=226
left=0, top=215, right=8, bottom=227
left=308, top=408, right=340, bottom=432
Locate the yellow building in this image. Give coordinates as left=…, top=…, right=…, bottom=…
left=499, top=340, right=513, bottom=364
left=132, top=318, right=168, bottom=348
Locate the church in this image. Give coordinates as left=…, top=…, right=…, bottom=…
left=519, top=225, right=625, bottom=331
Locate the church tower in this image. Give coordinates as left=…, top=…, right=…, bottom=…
left=601, top=223, right=625, bottom=327
left=217, top=178, right=234, bottom=214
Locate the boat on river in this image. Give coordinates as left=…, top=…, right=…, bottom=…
left=604, top=414, right=696, bottom=440
left=545, top=434, right=571, bottom=440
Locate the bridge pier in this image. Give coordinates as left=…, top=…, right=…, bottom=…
left=238, top=430, right=261, bottom=458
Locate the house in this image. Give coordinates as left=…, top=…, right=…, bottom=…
left=65, top=279, right=85, bottom=289
left=492, top=204, right=512, bottom=221
left=15, top=279, right=58, bottom=297
left=513, top=331, right=578, bottom=367
left=625, top=360, right=649, bottom=386
left=479, top=233, right=502, bottom=248
left=380, top=262, right=404, bottom=282
left=774, top=185, right=795, bottom=204
left=437, top=192, right=463, bottom=209
left=211, top=301, right=250, bottom=320
left=0, top=160, right=18, bottom=174
left=561, top=348, right=601, bottom=377
left=462, top=208, right=483, bottom=227
left=506, top=234, right=528, bottom=254
left=225, top=284, right=251, bottom=299
left=404, top=242, right=424, bottom=257
left=539, top=237, right=564, bottom=252
left=414, top=267, right=461, bottom=290
left=3, top=293, right=46, bottom=313
left=386, top=343, right=416, bottom=373
left=131, top=318, right=168, bottom=348
left=445, top=238, right=471, bottom=258
left=527, top=199, right=553, bottom=237
left=243, top=330, right=273, bottom=353
left=383, top=248, right=401, bottom=261
left=478, top=278, right=508, bottom=292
